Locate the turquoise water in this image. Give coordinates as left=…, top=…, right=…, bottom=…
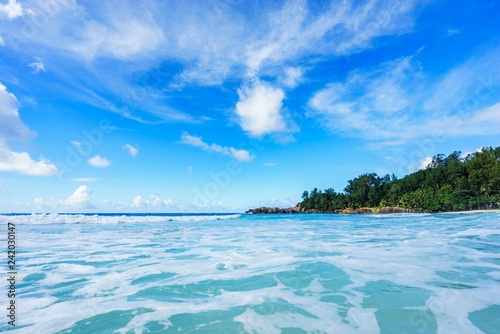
left=2, top=212, right=500, bottom=333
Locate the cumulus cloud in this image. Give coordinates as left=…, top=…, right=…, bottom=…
left=180, top=132, right=253, bottom=162
left=0, top=82, right=59, bottom=176
left=122, top=144, right=139, bottom=157
left=29, top=61, right=46, bottom=74
left=0, top=146, right=59, bottom=176
left=229, top=148, right=253, bottom=163
left=34, top=185, right=94, bottom=210
left=408, top=156, right=433, bottom=172
left=0, top=0, right=24, bottom=20
left=235, top=81, right=287, bottom=137
left=88, top=155, right=111, bottom=167
left=66, top=185, right=93, bottom=208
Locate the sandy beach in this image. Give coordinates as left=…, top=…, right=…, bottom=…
left=446, top=209, right=500, bottom=214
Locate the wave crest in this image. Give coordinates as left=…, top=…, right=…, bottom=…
left=0, top=213, right=241, bottom=225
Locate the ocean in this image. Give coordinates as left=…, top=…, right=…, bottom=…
left=1, top=212, right=499, bottom=333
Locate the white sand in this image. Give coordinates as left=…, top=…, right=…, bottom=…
left=446, top=209, right=500, bottom=214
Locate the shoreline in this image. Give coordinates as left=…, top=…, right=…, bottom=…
left=443, top=209, right=500, bottom=214
left=245, top=205, right=500, bottom=215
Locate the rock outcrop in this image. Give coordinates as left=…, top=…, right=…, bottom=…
left=377, top=206, right=417, bottom=214
left=341, top=208, right=359, bottom=214
left=245, top=204, right=419, bottom=214
left=357, top=207, right=377, bottom=213
left=245, top=204, right=304, bottom=214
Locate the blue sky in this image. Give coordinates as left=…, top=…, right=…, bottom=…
left=0, top=0, right=499, bottom=213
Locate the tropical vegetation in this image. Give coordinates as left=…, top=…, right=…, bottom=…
left=300, top=147, right=500, bottom=212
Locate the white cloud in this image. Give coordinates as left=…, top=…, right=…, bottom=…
left=235, top=81, right=287, bottom=137
left=29, top=61, right=46, bottom=74
left=0, top=82, right=36, bottom=143
left=180, top=132, right=253, bottom=162
left=462, top=147, right=488, bottom=159
left=34, top=185, right=94, bottom=210
left=229, top=147, right=253, bottom=162
left=0, top=0, right=422, bottom=124
left=0, top=35, right=4, bottom=46
left=408, top=156, right=433, bottom=172
left=71, top=17, right=165, bottom=61
left=71, top=177, right=100, bottom=182
left=87, top=155, right=111, bottom=167
left=66, top=185, right=93, bottom=208
left=0, top=145, right=59, bottom=176
left=131, top=194, right=173, bottom=209
left=309, top=48, right=500, bottom=146
left=264, top=162, right=277, bottom=166
left=180, top=132, right=227, bottom=153
left=0, top=82, right=59, bottom=176
left=187, top=166, right=192, bottom=175
left=243, top=0, right=417, bottom=75
left=447, top=28, right=459, bottom=36
left=131, top=195, right=143, bottom=208
left=280, top=66, right=304, bottom=88
left=122, top=144, right=138, bottom=157
left=0, top=0, right=24, bottom=20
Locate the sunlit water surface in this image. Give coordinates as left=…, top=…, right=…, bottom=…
left=2, top=213, right=500, bottom=333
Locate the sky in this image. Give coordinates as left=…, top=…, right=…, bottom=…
left=0, top=0, right=499, bottom=213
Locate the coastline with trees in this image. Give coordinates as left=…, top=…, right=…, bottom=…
left=246, top=147, right=500, bottom=214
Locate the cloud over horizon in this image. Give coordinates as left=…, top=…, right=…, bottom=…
left=35, top=185, right=94, bottom=210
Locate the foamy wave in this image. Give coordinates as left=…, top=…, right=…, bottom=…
left=0, top=213, right=241, bottom=225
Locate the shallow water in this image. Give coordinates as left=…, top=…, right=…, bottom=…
left=2, top=213, right=500, bottom=333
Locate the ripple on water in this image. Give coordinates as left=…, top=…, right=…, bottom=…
left=57, top=308, right=154, bottom=334
left=468, top=304, right=500, bottom=334
left=356, top=280, right=438, bottom=334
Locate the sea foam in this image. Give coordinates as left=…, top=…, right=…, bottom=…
left=2, top=213, right=499, bottom=333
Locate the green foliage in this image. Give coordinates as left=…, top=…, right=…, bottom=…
left=300, top=147, right=500, bottom=212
